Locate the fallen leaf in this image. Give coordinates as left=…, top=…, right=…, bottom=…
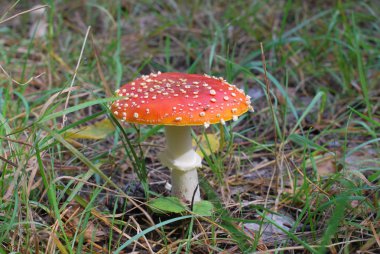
left=193, top=133, right=219, bottom=158
left=148, top=197, right=187, bottom=214
left=192, top=200, right=213, bottom=216
left=316, top=156, right=337, bottom=176
left=64, top=118, right=115, bottom=140
left=244, top=212, right=302, bottom=246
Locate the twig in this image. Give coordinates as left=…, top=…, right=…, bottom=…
left=0, top=155, right=17, bottom=167
left=0, top=136, right=33, bottom=147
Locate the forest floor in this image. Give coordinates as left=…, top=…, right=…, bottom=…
left=0, top=1, right=379, bottom=253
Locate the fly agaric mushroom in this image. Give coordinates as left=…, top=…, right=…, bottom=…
left=110, top=72, right=253, bottom=202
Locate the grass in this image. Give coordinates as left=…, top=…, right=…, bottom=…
left=0, top=0, right=379, bottom=253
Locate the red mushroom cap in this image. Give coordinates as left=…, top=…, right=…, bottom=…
left=110, top=72, right=253, bottom=127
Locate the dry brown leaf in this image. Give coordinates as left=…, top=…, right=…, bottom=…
left=316, top=158, right=337, bottom=176
left=63, top=204, right=106, bottom=243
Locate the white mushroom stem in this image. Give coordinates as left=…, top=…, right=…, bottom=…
left=158, top=126, right=202, bottom=202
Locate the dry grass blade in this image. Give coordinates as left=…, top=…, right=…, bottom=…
left=39, top=86, right=80, bottom=117
left=62, top=26, right=91, bottom=128
left=0, top=136, right=33, bottom=147
left=0, top=63, right=45, bottom=86
left=0, top=4, right=48, bottom=25
left=260, top=42, right=281, bottom=211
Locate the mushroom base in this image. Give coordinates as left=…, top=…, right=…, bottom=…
left=158, top=126, right=202, bottom=202
left=171, top=168, right=200, bottom=203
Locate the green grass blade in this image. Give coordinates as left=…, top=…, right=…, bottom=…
left=39, top=97, right=118, bottom=123
left=289, top=91, right=325, bottom=136
left=256, top=211, right=317, bottom=253
left=38, top=124, right=125, bottom=194
left=114, top=215, right=193, bottom=253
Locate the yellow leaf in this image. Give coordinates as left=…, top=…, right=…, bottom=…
left=64, top=118, right=115, bottom=140
left=193, top=133, right=220, bottom=158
